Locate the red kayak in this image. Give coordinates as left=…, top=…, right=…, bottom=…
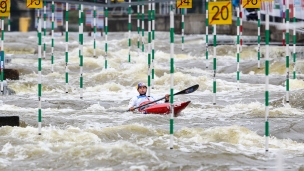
left=139, top=101, right=191, bottom=117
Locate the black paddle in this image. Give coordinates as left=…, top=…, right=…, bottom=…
left=127, top=84, right=199, bottom=111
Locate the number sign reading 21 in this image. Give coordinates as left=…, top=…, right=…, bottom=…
left=208, top=1, right=232, bottom=25
left=27, top=0, right=43, bottom=8
left=0, top=0, right=10, bottom=17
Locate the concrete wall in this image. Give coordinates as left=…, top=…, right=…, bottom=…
left=109, top=14, right=304, bottom=42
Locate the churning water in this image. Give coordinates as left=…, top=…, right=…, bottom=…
left=0, top=31, right=304, bottom=170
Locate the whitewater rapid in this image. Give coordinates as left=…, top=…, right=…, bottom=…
left=0, top=31, right=304, bottom=170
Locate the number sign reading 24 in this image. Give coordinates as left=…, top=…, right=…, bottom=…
left=27, top=0, right=43, bottom=9
left=176, top=0, right=192, bottom=8
left=209, top=1, right=232, bottom=25
left=0, top=0, right=10, bottom=17
left=242, top=0, right=260, bottom=8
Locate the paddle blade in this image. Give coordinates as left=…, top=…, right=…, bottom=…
left=175, top=84, right=199, bottom=95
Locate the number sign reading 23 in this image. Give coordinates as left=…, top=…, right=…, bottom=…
left=208, top=1, right=232, bottom=25
left=242, top=0, right=261, bottom=8
left=27, top=0, right=43, bottom=8
left=0, top=0, right=10, bottom=17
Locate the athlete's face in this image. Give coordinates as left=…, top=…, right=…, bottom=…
left=137, top=86, right=147, bottom=95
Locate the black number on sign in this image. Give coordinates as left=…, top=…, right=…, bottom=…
left=221, top=6, right=229, bottom=20
left=212, top=5, right=229, bottom=21
left=0, top=1, right=6, bottom=13
left=35, top=0, right=40, bottom=5
left=250, top=0, right=258, bottom=5
left=184, top=0, right=190, bottom=5
left=212, top=6, right=220, bottom=21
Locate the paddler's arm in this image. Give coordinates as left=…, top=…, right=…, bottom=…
left=128, top=96, right=137, bottom=111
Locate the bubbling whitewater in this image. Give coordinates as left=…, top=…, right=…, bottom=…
left=1, top=31, right=304, bottom=170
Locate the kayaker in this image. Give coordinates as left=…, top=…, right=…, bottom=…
left=128, top=82, right=170, bottom=111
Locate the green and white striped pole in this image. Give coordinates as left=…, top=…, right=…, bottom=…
left=282, top=0, right=286, bottom=46
left=265, top=2, right=270, bottom=152
left=285, top=0, right=290, bottom=104
left=78, top=4, right=81, bottom=58
left=205, top=0, right=209, bottom=68
left=93, top=1, right=97, bottom=58
left=240, top=0, right=243, bottom=52
left=137, top=0, right=140, bottom=55
left=236, top=7, right=240, bottom=90
left=293, top=4, right=296, bottom=79
left=151, top=1, right=155, bottom=89
left=51, top=1, right=54, bottom=73
left=141, top=0, right=145, bottom=52
left=212, top=19, right=217, bottom=105
left=128, top=0, right=131, bottom=62
left=65, top=2, right=69, bottom=93
left=257, top=8, right=261, bottom=68
left=105, top=0, right=108, bottom=69
left=0, top=17, right=4, bottom=94
left=80, top=4, right=84, bottom=99
left=169, top=1, right=175, bottom=150
left=37, top=10, right=42, bottom=135
left=181, top=8, right=184, bottom=51
left=43, top=1, right=46, bottom=64
left=147, top=0, right=151, bottom=96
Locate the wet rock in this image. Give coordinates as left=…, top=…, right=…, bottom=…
left=0, top=116, right=19, bottom=127
left=4, top=69, right=19, bottom=80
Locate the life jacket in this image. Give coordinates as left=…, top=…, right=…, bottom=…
left=136, top=95, right=156, bottom=112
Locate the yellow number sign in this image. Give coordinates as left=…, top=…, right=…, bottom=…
left=0, top=0, right=10, bottom=17
left=242, top=0, right=261, bottom=8
left=176, top=0, right=192, bottom=8
left=209, top=1, right=232, bottom=25
left=27, top=0, right=42, bottom=9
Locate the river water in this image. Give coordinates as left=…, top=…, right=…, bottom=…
left=0, top=31, right=304, bottom=170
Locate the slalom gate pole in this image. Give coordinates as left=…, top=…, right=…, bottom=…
left=79, top=4, right=84, bottom=99
left=93, top=1, right=97, bottom=58
left=292, top=4, right=296, bottom=79
left=181, top=8, right=184, bottom=51
left=147, top=0, right=151, bottom=96
left=51, top=1, right=54, bottom=72
left=285, top=0, right=290, bottom=104
left=141, top=0, right=145, bottom=52
left=65, top=2, right=69, bottom=93
left=236, top=7, right=240, bottom=90
left=151, top=1, right=155, bottom=89
left=37, top=10, right=42, bottom=135
left=137, top=0, right=140, bottom=55
left=265, top=1, right=270, bottom=152
left=205, top=0, right=209, bottom=68
left=128, top=0, right=131, bottom=62
left=105, top=0, right=108, bottom=69
left=169, top=0, right=175, bottom=150
left=257, top=8, right=261, bottom=68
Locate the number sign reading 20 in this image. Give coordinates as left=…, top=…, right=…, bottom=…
left=0, top=0, right=10, bottom=17
left=208, top=1, right=232, bottom=25
left=27, top=0, right=43, bottom=9
left=242, top=0, right=261, bottom=8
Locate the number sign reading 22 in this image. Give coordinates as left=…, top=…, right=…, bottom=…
left=27, top=0, right=43, bottom=8
left=0, top=0, right=10, bottom=17
left=208, top=1, right=232, bottom=25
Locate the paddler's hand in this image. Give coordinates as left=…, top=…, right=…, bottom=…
left=129, top=107, right=135, bottom=111
left=165, top=94, right=169, bottom=103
